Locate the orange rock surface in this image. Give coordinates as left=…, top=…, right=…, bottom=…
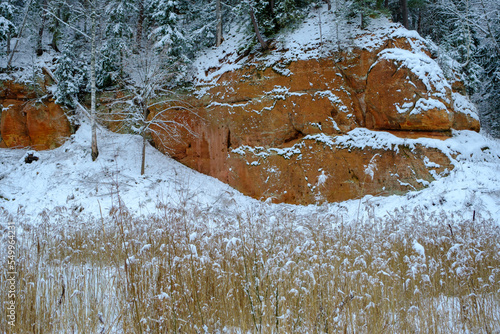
left=149, top=31, right=481, bottom=204
left=0, top=82, right=72, bottom=150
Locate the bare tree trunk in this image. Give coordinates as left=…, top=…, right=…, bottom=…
left=50, top=8, right=60, bottom=52
left=417, top=7, right=422, bottom=34
left=325, top=0, right=331, bottom=10
left=249, top=6, right=267, bottom=50
left=7, top=0, right=34, bottom=68
left=136, top=0, right=144, bottom=51
left=216, top=0, right=222, bottom=46
left=360, top=0, right=366, bottom=29
left=479, top=0, right=500, bottom=56
left=141, top=135, right=146, bottom=175
left=401, top=0, right=409, bottom=28
left=36, top=0, right=48, bottom=56
left=141, top=105, right=148, bottom=175
left=318, top=6, right=323, bottom=52
left=90, top=8, right=99, bottom=161
left=6, top=32, right=11, bottom=56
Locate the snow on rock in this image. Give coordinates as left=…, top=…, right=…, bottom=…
left=374, top=48, right=451, bottom=100
left=192, top=8, right=426, bottom=84
left=1, top=5, right=497, bottom=224
left=452, top=92, right=479, bottom=120
left=364, top=48, right=465, bottom=132
left=147, top=10, right=482, bottom=205
left=0, top=123, right=499, bottom=226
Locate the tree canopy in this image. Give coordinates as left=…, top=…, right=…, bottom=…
left=1, top=0, right=499, bottom=137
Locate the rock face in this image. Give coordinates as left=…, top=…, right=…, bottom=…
left=151, top=25, right=480, bottom=204
left=0, top=81, right=72, bottom=150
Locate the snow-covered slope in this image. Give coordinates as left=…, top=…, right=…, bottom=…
left=0, top=120, right=255, bottom=221
left=192, top=8, right=431, bottom=84
left=1, top=5, right=499, bottom=224
left=1, top=122, right=499, bottom=224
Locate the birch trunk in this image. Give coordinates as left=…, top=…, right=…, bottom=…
left=90, top=9, right=99, bottom=161
left=141, top=135, right=146, bottom=175
left=216, top=0, right=223, bottom=46
left=141, top=105, right=148, bottom=175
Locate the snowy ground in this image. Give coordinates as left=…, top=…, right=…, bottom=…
left=1, top=4, right=499, bottom=225
left=192, top=6, right=432, bottom=85
left=1, top=122, right=499, bottom=225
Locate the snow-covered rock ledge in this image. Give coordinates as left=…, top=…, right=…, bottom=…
left=147, top=15, right=480, bottom=204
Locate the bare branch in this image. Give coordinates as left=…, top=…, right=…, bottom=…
left=43, top=9, right=91, bottom=40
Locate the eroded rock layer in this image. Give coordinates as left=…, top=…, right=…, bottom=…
left=151, top=26, right=479, bottom=204
left=0, top=81, right=71, bottom=150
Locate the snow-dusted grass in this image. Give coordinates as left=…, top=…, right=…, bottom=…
left=1, top=199, right=499, bottom=333
left=0, top=102, right=499, bottom=333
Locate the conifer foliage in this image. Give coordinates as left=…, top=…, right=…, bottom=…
left=54, top=44, right=87, bottom=108
left=0, top=1, right=16, bottom=42
left=149, top=0, right=185, bottom=52
left=1, top=0, right=500, bottom=137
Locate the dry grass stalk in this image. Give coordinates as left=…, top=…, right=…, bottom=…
left=1, top=203, right=499, bottom=333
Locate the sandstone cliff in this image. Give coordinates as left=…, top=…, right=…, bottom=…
left=150, top=19, right=480, bottom=204
left=0, top=17, right=481, bottom=205
left=0, top=81, right=72, bottom=150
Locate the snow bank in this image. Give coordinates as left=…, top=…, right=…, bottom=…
left=0, top=121, right=255, bottom=220
left=1, top=124, right=499, bottom=226
left=192, top=5, right=417, bottom=85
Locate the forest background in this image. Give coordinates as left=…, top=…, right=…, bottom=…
left=1, top=0, right=499, bottom=138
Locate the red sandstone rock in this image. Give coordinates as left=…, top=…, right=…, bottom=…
left=0, top=82, right=36, bottom=100
left=0, top=100, right=31, bottom=148
left=365, top=53, right=453, bottom=131
left=0, top=83, right=72, bottom=150
left=25, top=100, right=72, bottom=149
left=142, top=32, right=480, bottom=204
left=224, top=140, right=451, bottom=204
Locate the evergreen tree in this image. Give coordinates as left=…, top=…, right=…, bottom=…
left=275, top=0, right=313, bottom=30
left=0, top=0, right=17, bottom=54
left=181, top=0, right=217, bottom=53
left=216, top=0, right=222, bottom=46
left=431, top=0, right=500, bottom=137
left=348, top=0, right=379, bottom=29
left=106, top=0, right=134, bottom=42
left=242, top=0, right=315, bottom=37
left=149, top=0, right=185, bottom=54
left=0, top=1, right=15, bottom=38
left=54, top=44, right=87, bottom=108
left=235, top=0, right=317, bottom=50
left=97, top=0, right=134, bottom=87
left=475, top=0, right=500, bottom=137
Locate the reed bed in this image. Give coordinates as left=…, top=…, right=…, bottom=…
left=1, top=202, right=499, bottom=333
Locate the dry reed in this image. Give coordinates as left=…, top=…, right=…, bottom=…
left=1, top=201, right=499, bottom=333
